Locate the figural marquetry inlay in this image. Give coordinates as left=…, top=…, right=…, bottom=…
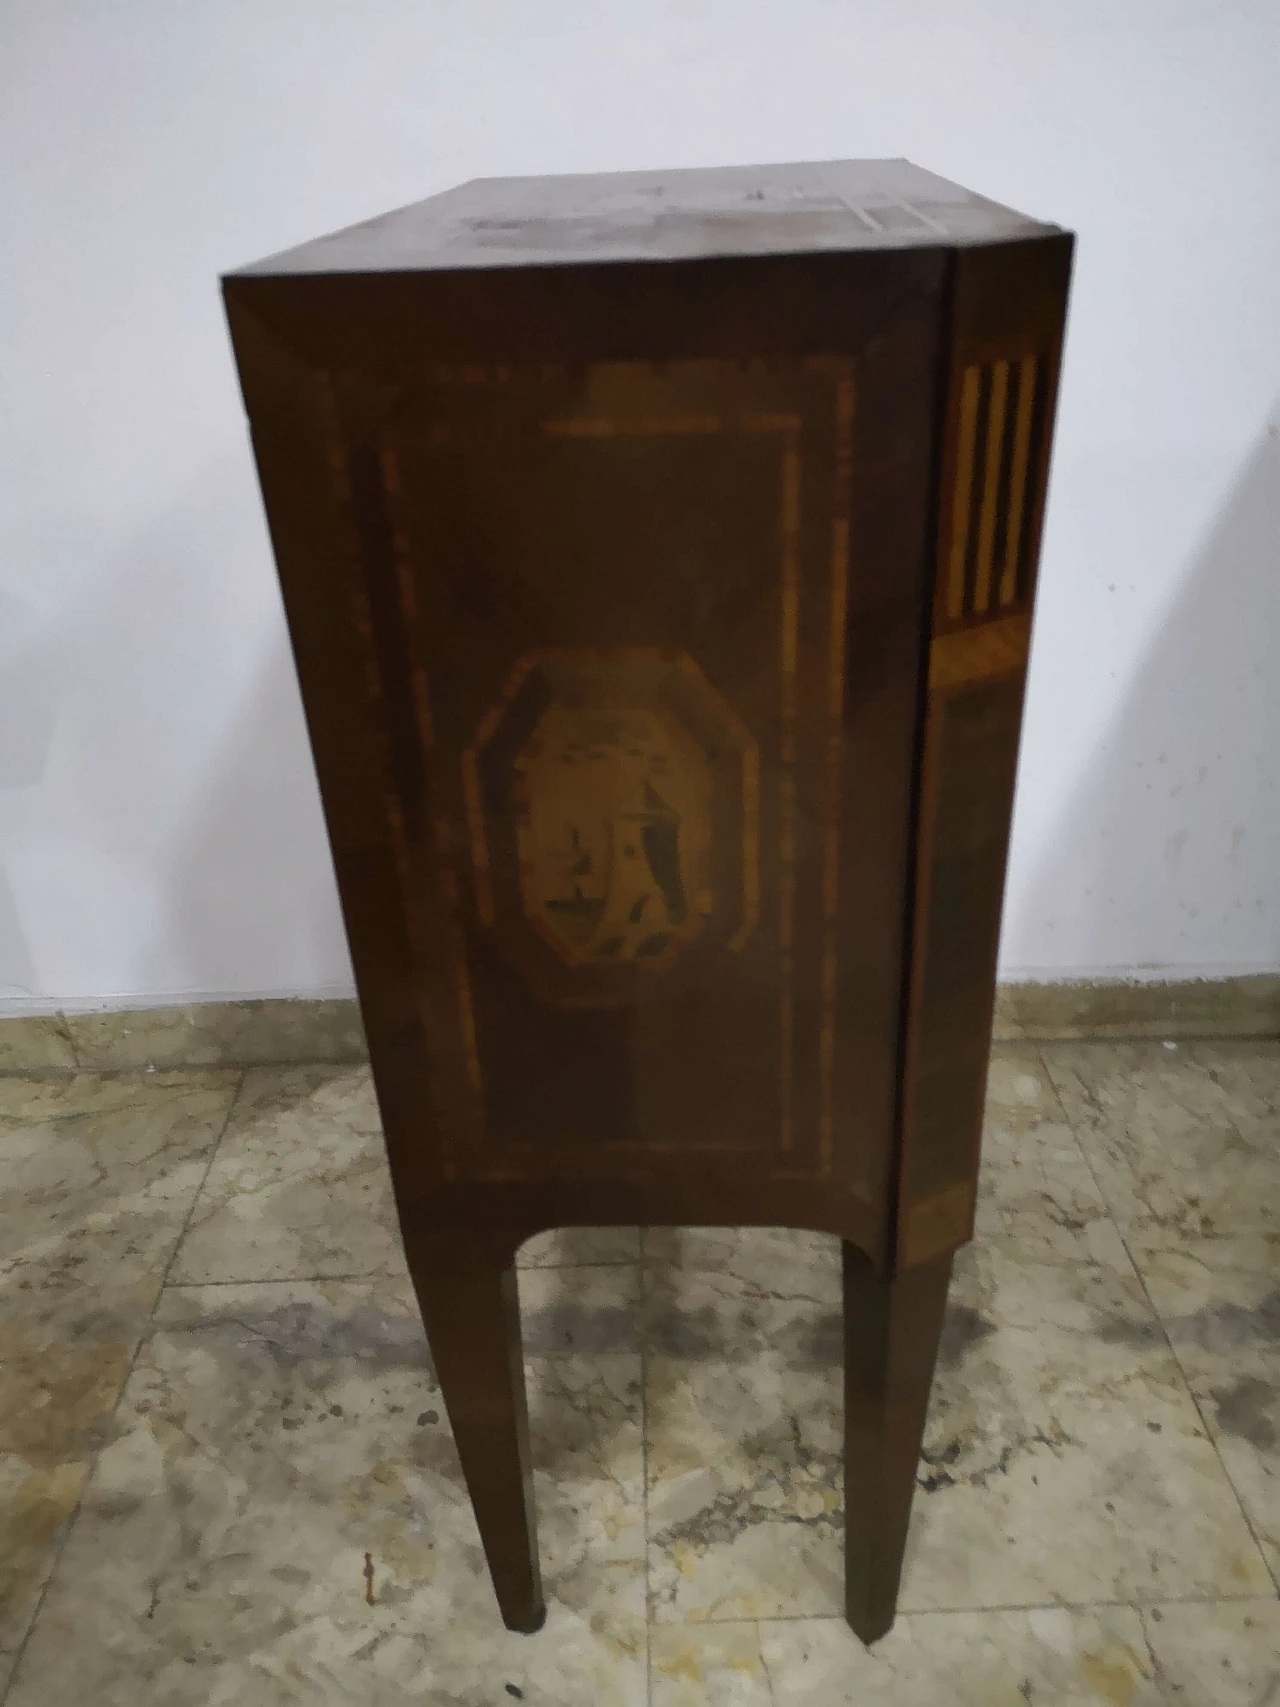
left=513, top=700, right=713, bottom=969
left=463, top=648, right=759, bottom=1007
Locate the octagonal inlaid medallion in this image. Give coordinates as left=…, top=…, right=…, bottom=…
left=463, top=649, right=758, bottom=1007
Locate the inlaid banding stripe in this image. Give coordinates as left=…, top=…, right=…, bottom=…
left=972, top=358, right=1009, bottom=614
left=944, top=355, right=1047, bottom=623
left=1000, top=357, right=1038, bottom=608
left=946, top=366, right=982, bottom=620
left=778, top=437, right=801, bottom=1153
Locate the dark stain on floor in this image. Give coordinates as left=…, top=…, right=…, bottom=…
left=936, top=1303, right=997, bottom=1369
left=641, top=1298, right=842, bottom=1371
left=521, top=1300, right=640, bottom=1357
left=1209, top=1376, right=1276, bottom=1451
left=1169, top=1289, right=1280, bottom=1355
left=198, top=1301, right=432, bottom=1369
left=1096, top=1311, right=1163, bottom=1350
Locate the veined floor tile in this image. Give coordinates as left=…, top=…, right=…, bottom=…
left=650, top=1607, right=1163, bottom=1706
left=6, top=1021, right=1276, bottom=1703
left=0, top=1288, right=149, bottom=1690
left=0, top=1070, right=240, bottom=1295
left=518, top=1226, right=643, bottom=1269
left=1142, top=1598, right=1280, bottom=1705
left=643, top=1227, right=844, bottom=1624
left=1042, top=1042, right=1280, bottom=1275
left=0, top=1015, right=76, bottom=1072
left=903, top=1242, right=1272, bottom=1610
left=5, top=1266, right=645, bottom=1707
left=643, top=1226, right=842, bottom=1306
left=642, top=1227, right=1269, bottom=1623
left=170, top=1066, right=404, bottom=1284
left=1139, top=1251, right=1279, bottom=1582
left=977, top=1046, right=1133, bottom=1272
left=65, top=999, right=366, bottom=1072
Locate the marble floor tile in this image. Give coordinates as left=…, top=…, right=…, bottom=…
left=1139, top=1251, right=1280, bottom=1582
left=643, top=1226, right=843, bottom=1304
left=518, top=1225, right=643, bottom=1268
left=170, top=1065, right=405, bottom=1285
left=643, top=1225, right=1271, bottom=1624
left=66, top=998, right=367, bottom=1071
left=977, top=1046, right=1134, bottom=1272
left=0, top=1070, right=240, bottom=1296
left=1142, top=1598, right=1280, bottom=1705
left=6, top=1266, right=646, bottom=1707
left=643, top=1227, right=844, bottom=1623
left=904, top=1241, right=1273, bottom=1610
left=0, top=1287, right=148, bottom=1691
left=1042, top=1041, right=1280, bottom=1274
left=0, top=1014, right=77, bottom=1072
left=650, top=1607, right=1164, bottom=1706
left=7, top=1031, right=1276, bottom=1703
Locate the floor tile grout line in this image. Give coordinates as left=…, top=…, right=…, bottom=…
left=0, top=1069, right=79, bottom=1079
left=756, top=1622, right=777, bottom=1700
left=1032, top=1042, right=1277, bottom=1283
left=0, top=1058, right=369, bottom=1079
left=1030, top=1034, right=1280, bottom=1052
left=0, top=1066, right=249, bottom=1707
left=164, top=1271, right=397, bottom=1288
left=1032, top=1041, right=1144, bottom=1278
left=1140, top=1289, right=1279, bottom=1597
left=163, top=1257, right=645, bottom=1290
left=1033, top=1041, right=1280, bottom=1600
left=0, top=1066, right=247, bottom=1090
left=1101, top=1255, right=1280, bottom=1282
left=520, top=1259, right=642, bottom=1273
left=1133, top=1605, right=1172, bottom=1700
left=649, top=1589, right=1280, bottom=1628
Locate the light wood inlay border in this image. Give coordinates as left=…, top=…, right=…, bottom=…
left=355, top=363, right=858, bottom=1169
left=819, top=376, right=855, bottom=1173
left=942, top=355, right=1046, bottom=627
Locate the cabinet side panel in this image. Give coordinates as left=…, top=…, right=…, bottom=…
left=222, top=291, right=469, bottom=1199
left=897, top=235, right=1073, bottom=1270
left=228, top=245, right=949, bottom=1254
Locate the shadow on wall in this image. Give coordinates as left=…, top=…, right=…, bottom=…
left=1009, top=412, right=1280, bottom=978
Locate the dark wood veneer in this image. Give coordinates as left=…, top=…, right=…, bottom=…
left=224, top=159, right=1072, bottom=1643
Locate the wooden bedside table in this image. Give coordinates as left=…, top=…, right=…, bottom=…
left=223, top=158, right=1072, bottom=1644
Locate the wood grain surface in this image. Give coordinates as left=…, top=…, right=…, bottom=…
left=225, top=163, right=1072, bottom=1642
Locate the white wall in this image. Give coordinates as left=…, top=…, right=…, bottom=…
left=2, top=0, right=1277, bottom=1012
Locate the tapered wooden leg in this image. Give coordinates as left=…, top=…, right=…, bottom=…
left=843, top=1242, right=953, bottom=1645
left=404, top=1233, right=545, bottom=1633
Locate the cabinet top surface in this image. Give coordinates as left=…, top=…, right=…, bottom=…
left=229, top=159, right=1061, bottom=279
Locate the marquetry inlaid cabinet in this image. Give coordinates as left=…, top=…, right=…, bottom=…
left=224, top=160, right=1072, bottom=1643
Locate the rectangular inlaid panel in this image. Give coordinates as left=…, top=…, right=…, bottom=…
left=327, top=360, right=863, bottom=1177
